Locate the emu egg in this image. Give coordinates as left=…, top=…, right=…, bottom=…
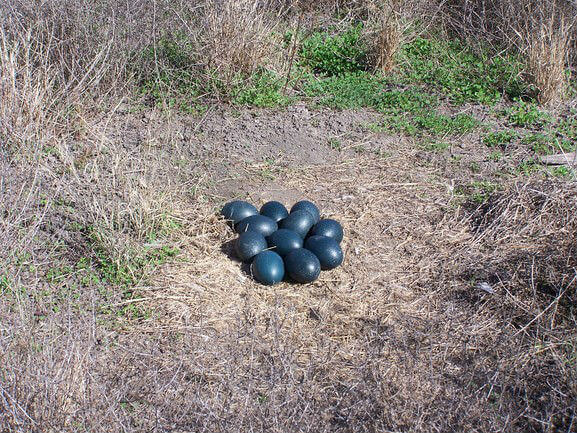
left=221, top=200, right=258, bottom=225
left=310, top=219, right=344, bottom=243
left=267, top=229, right=303, bottom=257
left=236, top=215, right=278, bottom=237
left=260, top=201, right=289, bottom=223
left=235, top=231, right=268, bottom=262
left=304, top=235, right=343, bottom=270
left=290, top=200, right=320, bottom=224
left=284, top=248, right=321, bottom=283
left=280, top=210, right=315, bottom=238
left=251, top=251, right=285, bottom=285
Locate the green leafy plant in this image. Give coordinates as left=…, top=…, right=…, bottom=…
left=522, top=132, right=575, bottom=155
left=456, top=181, right=501, bottom=204
left=399, top=37, right=529, bottom=105
left=557, top=113, right=577, bottom=141
left=328, top=138, right=342, bottom=151
left=299, top=24, right=368, bottom=76
left=488, top=151, right=503, bottom=161
left=232, top=70, right=292, bottom=107
left=425, top=141, right=451, bottom=152
left=301, top=72, right=390, bottom=109
left=505, top=100, right=551, bottom=127
left=517, top=159, right=540, bottom=175
left=383, top=111, right=479, bottom=137
left=483, top=130, right=519, bottom=148
left=550, top=166, right=573, bottom=178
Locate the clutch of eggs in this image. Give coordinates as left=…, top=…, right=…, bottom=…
left=221, top=199, right=344, bottom=285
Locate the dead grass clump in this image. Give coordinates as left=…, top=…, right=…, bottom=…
left=441, top=0, right=577, bottom=104
left=337, top=0, right=437, bottom=73
left=199, top=0, right=284, bottom=89
left=365, top=0, right=403, bottom=73
left=0, top=29, right=53, bottom=150
left=434, top=180, right=577, bottom=430
left=467, top=181, right=577, bottom=296
left=519, top=4, right=574, bottom=105
left=0, top=1, right=125, bottom=151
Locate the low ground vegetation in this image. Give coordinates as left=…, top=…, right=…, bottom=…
left=1, top=0, right=576, bottom=431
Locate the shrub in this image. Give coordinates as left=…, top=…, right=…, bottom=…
left=299, top=24, right=369, bottom=76
left=399, top=37, right=529, bottom=104
left=441, top=0, right=576, bottom=104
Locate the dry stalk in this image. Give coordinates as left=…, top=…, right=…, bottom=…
left=201, top=0, right=282, bottom=89
left=523, top=11, right=573, bottom=104
left=364, top=0, right=431, bottom=73
left=368, top=0, right=403, bottom=73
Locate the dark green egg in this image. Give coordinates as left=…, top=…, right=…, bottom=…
left=236, top=215, right=278, bottom=237
left=284, top=248, right=321, bottom=283
left=267, top=229, right=303, bottom=257
left=279, top=210, right=315, bottom=238
left=251, top=251, right=285, bottom=285
left=310, top=219, right=344, bottom=243
left=290, top=200, right=320, bottom=224
left=260, top=201, right=289, bottom=223
left=221, top=200, right=258, bottom=225
left=235, top=231, right=268, bottom=262
left=304, top=235, right=343, bottom=270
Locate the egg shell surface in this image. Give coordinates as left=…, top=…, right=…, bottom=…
left=235, top=231, right=268, bottom=262
left=236, top=215, right=278, bottom=237
left=310, top=219, right=344, bottom=243
left=280, top=210, right=315, bottom=238
left=260, top=201, right=289, bottom=223
left=251, top=251, right=285, bottom=285
left=267, top=229, right=303, bottom=257
left=284, top=248, right=321, bottom=283
left=304, top=235, right=344, bottom=270
left=221, top=201, right=258, bottom=225
left=290, top=200, right=320, bottom=224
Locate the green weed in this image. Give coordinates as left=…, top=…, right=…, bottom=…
left=488, top=151, right=503, bottom=161
left=549, top=166, right=574, bottom=178
left=505, top=101, right=551, bottom=127
left=0, top=274, right=13, bottom=293
left=425, top=141, right=451, bottom=152
left=144, top=213, right=182, bottom=243
left=470, top=161, right=481, bottom=173
left=522, top=133, right=575, bottom=155
left=299, top=24, right=368, bottom=76
left=383, top=111, right=479, bottom=137
left=301, top=72, right=388, bottom=109
left=138, top=36, right=207, bottom=113
left=483, top=130, right=518, bottom=148
left=399, top=37, right=529, bottom=105
left=457, top=181, right=500, bottom=204
left=557, top=113, right=577, bottom=141
left=46, top=265, right=73, bottom=284
left=328, top=138, right=342, bottom=151
left=89, top=227, right=179, bottom=289
left=517, top=159, right=540, bottom=175
left=232, top=70, right=292, bottom=107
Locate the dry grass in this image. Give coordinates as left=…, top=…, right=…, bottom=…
left=1, top=1, right=577, bottom=432
left=520, top=5, right=574, bottom=104
left=442, top=0, right=576, bottom=103
left=1, top=102, right=576, bottom=431
left=363, top=0, right=437, bottom=73
left=83, top=151, right=574, bottom=432
left=200, top=0, right=285, bottom=88
left=365, top=0, right=404, bottom=73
